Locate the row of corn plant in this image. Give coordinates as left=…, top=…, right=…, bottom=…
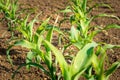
left=6, top=0, right=120, bottom=80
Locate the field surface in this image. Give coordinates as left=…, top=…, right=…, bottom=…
left=0, top=0, right=120, bottom=80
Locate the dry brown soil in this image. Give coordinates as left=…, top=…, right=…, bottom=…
left=0, top=0, right=120, bottom=80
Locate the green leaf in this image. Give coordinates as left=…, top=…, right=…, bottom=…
left=16, top=26, right=28, bottom=39
left=89, top=14, right=120, bottom=24
left=46, top=25, right=54, bottom=42
left=82, top=0, right=87, bottom=13
left=12, top=62, right=49, bottom=79
left=91, top=53, right=100, bottom=74
left=73, top=42, right=82, bottom=49
left=71, top=42, right=98, bottom=79
left=22, top=14, right=29, bottom=30
left=44, top=40, right=70, bottom=80
left=14, top=40, right=36, bottom=49
left=87, top=3, right=113, bottom=14
left=27, top=18, right=36, bottom=41
left=70, top=26, right=79, bottom=42
left=103, top=44, right=120, bottom=49
left=60, top=6, right=72, bottom=13
left=53, top=26, right=64, bottom=35
left=6, top=45, right=14, bottom=66
left=36, top=18, right=50, bottom=34
left=105, top=61, right=120, bottom=79
left=88, top=30, right=101, bottom=41
left=44, top=40, right=68, bottom=67
left=26, top=51, right=35, bottom=69
left=104, top=24, right=120, bottom=30
left=26, top=51, right=34, bottom=63
left=37, top=35, right=44, bottom=49
left=6, top=39, right=37, bottom=66
left=33, top=34, right=44, bottom=49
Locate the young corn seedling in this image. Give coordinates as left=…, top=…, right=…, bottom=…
left=0, top=0, right=19, bottom=32
left=58, top=0, right=120, bottom=80
left=44, top=28, right=120, bottom=80
left=89, top=44, right=120, bottom=80
left=7, top=15, right=63, bottom=80
left=44, top=40, right=98, bottom=80
left=61, top=0, right=119, bottom=48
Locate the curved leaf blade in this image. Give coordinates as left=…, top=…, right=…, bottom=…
left=12, top=62, right=49, bottom=79
left=104, top=24, right=120, bottom=30
left=44, top=40, right=70, bottom=80
left=14, top=39, right=36, bottom=49
left=105, top=61, right=120, bottom=79
left=71, top=42, right=97, bottom=79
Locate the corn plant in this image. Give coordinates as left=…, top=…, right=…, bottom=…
left=7, top=15, right=64, bottom=80
left=44, top=40, right=98, bottom=80
left=89, top=44, right=120, bottom=80
left=0, top=0, right=18, bottom=31
left=44, top=39, right=120, bottom=80
left=57, top=0, right=120, bottom=80
left=61, top=0, right=119, bottom=48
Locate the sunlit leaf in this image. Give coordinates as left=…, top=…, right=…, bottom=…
left=87, top=3, right=113, bottom=14
left=36, top=18, right=50, bottom=34
left=89, top=14, right=120, bottom=24
left=103, top=44, right=120, bottom=49
left=70, top=26, right=79, bottom=42
left=104, top=24, right=120, bottom=30
left=71, top=42, right=97, bottom=79
left=105, top=61, right=120, bottom=79
left=14, top=39, right=36, bottom=49
left=44, top=40, right=70, bottom=80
